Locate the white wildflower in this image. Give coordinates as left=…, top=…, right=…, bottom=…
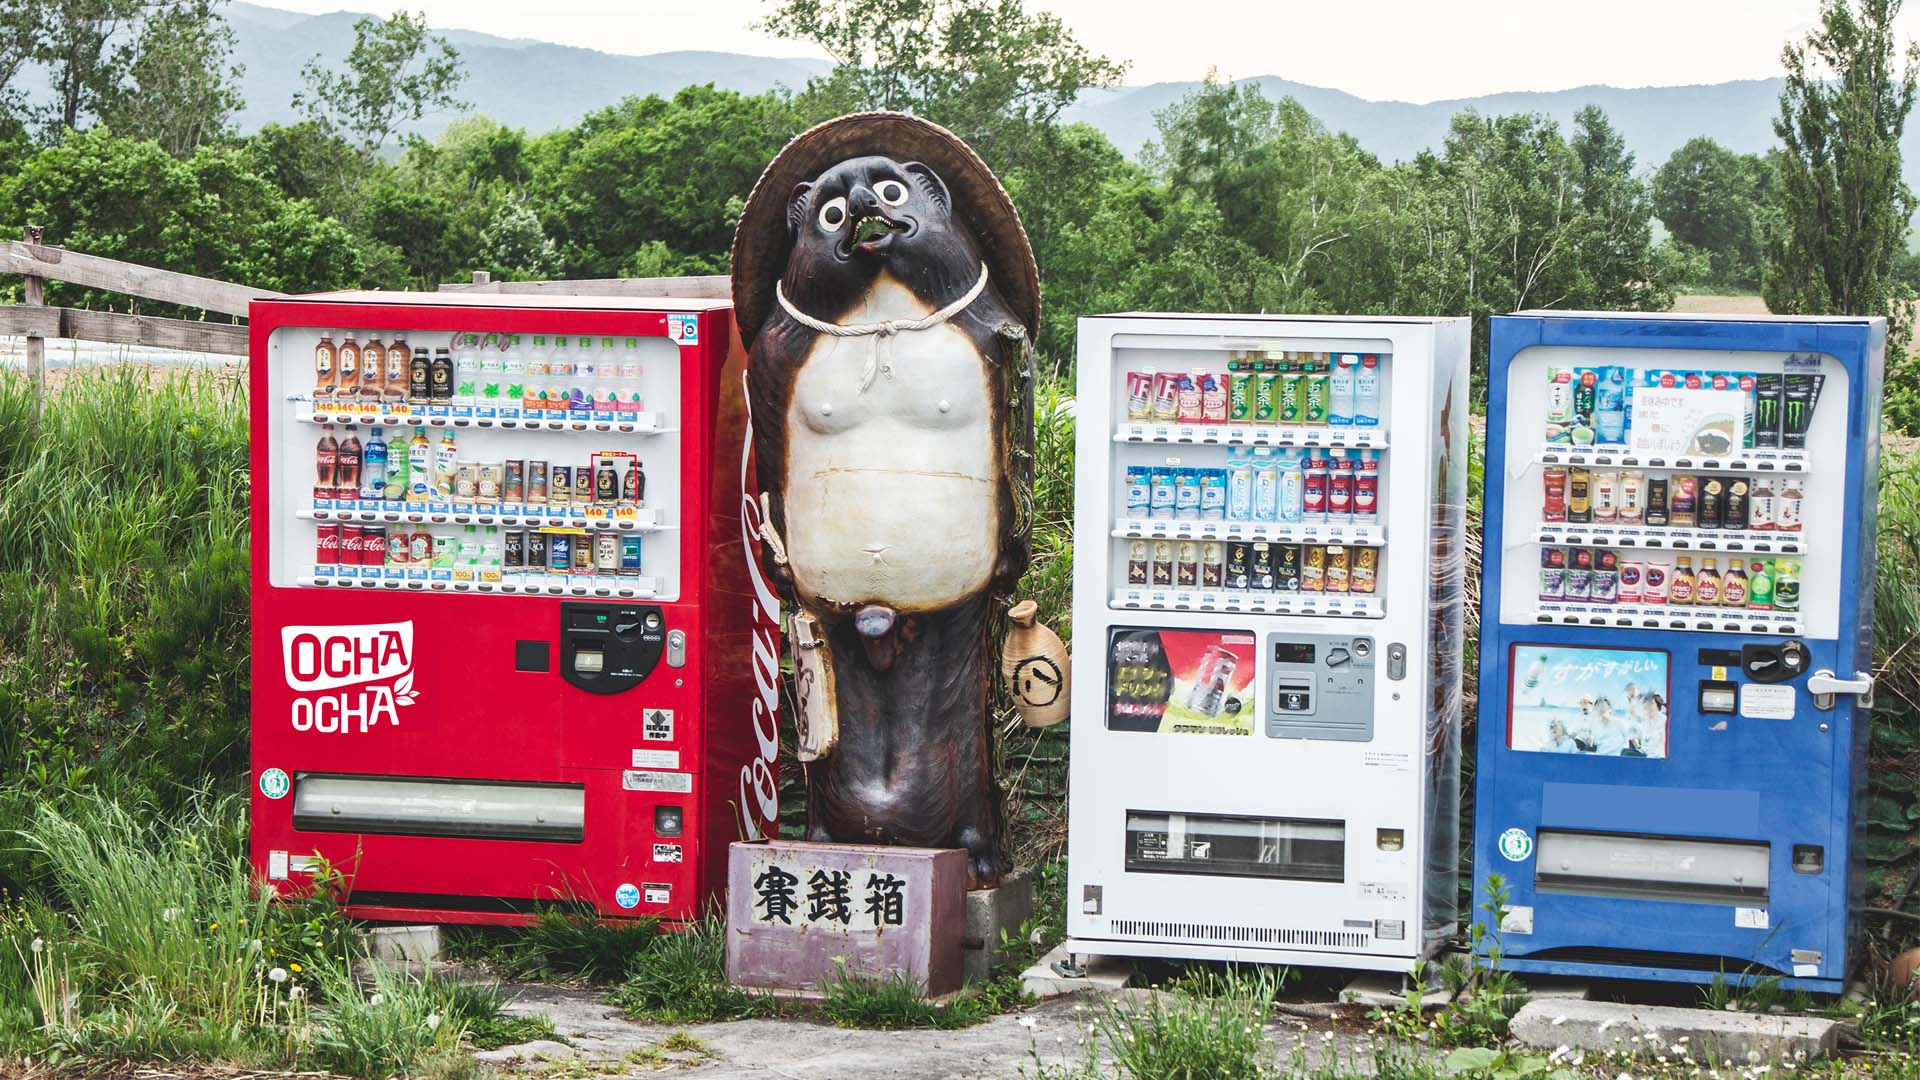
left=1018, top=1016, right=1037, bottom=1030
left=290, top=986, right=305, bottom=1000
left=370, top=993, right=384, bottom=1006
left=426, top=1013, right=441, bottom=1031
left=29, top=938, right=42, bottom=954
left=268, top=967, right=288, bottom=983
left=249, top=939, right=262, bottom=953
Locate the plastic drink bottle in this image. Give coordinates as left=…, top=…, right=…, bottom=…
left=361, top=428, right=388, bottom=501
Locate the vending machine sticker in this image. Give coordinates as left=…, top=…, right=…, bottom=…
left=1736, top=906, right=1770, bottom=930
left=1627, top=383, right=1747, bottom=457
left=667, top=314, right=699, bottom=345
left=652, top=843, right=683, bottom=863
left=268, top=850, right=289, bottom=880
left=1740, top=684, right=1797, bottom=721
left=1105, top=627, right=1257, bottom=736
left=644, top=884, right=671, bottom=905
left=259, top=768, right=291, bottom=800
left=614, top=883, right=640, bottom=909
left=643, top=709, right=675, bottom=741
left=1508, top=645, right=1669, bottom=758
left=623, top=770, right=693, bottom=793
left=631, top=749, right=681, bottom=769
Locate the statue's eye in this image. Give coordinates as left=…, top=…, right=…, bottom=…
left=876, top=180, right=909, bottom=206
left=819, top=197, right=848, bottom=232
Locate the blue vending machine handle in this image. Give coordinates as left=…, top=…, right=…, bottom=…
left=1473, top=313, right=1883, bottom=992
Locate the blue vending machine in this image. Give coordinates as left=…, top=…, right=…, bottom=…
left=1474, top=312, right=1884, bottom=992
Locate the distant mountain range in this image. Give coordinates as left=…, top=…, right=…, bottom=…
left=41, top=4, right=1920, bottom=188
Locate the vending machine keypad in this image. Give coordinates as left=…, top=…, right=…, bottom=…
left=1265, top=632, right=1376, bottom=741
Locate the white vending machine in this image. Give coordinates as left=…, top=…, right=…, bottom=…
left=1065, top=313, right=1470, bottom=971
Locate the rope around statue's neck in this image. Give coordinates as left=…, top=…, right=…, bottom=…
left=775, top=261, right=991, bottom=392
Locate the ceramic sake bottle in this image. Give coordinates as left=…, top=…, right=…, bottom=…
left=1001, top=600, right=1069, bottom=727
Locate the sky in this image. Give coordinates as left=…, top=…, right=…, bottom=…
left=249, top=0, right=1920, bottom=103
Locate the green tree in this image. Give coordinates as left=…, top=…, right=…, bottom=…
left=0, top=0, right=38, bottom=134
left=293, top=10, right=467, bottom=189
left=1654, top=137, right=1773, bottom=290
left=762, top=0, right=1126, bottom=171
left=95, top=0, right=244, bottom=155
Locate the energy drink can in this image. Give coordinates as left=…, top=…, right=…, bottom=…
left=526, top=460, right=549, bottom=505
left=1782, top=375, right=1823, bottom=449
left=1201, top=541, right=1224, bottom=588
left=1324, top=544, right=1350, bottom=592
left=1351, top=546, right=1378, bottom=593
left=1127, top=540, right=1149, bottom=586
left=1229, top=370, right=1254, bottom=423
left=1274, top=543, right=1301, bottom=593
left=1300, top=544, right=1326, bottom=592
left=1542, top=466, right=1568, bottom=522
left=1754, top=374, right=1784, bottom=448
left=619, top=535, right=643, bottom=576
left=1150, top=539, right=1175, bottom=586
left=1186, top=646, right=1238, bottom=718
left=1250, top=542, right=1275, bottom=591
left=594, top=531, right=620, bottom=574
left=1225, top=541, right=1252, bottom=590
left=1539, top=547, right=1567, bottom=600
left=1593, top=548, right=1620, bottom=604
left=1175, top=540, right=1200, bottom=588
left=547, top=531, right=571, bottom=574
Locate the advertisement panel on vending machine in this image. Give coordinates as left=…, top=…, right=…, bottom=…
left=1065, top=313, right=1470, bottom=971
left=248, top=292, right=780, bottom=924
left=1474, top=312, right=1884, bottom=991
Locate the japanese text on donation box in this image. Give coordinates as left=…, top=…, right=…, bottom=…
left=747, top=852, right=911, bottom=930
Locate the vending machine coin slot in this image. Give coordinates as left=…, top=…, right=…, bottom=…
left=1742, top=640, right=1809, bottom=684
left=560, top=602, right=665, bottom=694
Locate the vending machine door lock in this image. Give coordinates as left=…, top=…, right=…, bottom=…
left=1807, top=669, right=1875, bottom=710
left=560, top=602, right=665, bottom=694
left=666, top=629, right=687, bottom=668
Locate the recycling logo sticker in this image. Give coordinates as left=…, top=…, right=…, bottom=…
left=259, top=768, right=291, bottom=800
left=614, top=883, right=641, bottom=910
left=1498, top=827, right=1534, bottom=862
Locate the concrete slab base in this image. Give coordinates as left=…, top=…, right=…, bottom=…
left=361, top=924, right=441, bottom=963
left=1020, top=943, right=1132, bottom=999
left=965, top=867, right=1034, bottom=983
left=1508, top=998, right=1846, bottom=1061
left=1339, top=970, right=1457, bottom=1010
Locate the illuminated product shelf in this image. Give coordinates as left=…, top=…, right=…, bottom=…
left=1112, top=519, right=1385, bottom=546
left=299, top=567, right=661, bottom=598
left=1533, top=522, right=1804, bottom=555
left=301, top=502, right=670, bottom=531
left=1529, top=600, right=1801, bottom=637
left=293, top=399, right=671, bottom=434
left=1114, top=422, right=1388, bottom=449
left=1111, top=587, right=1384, bottom=619
left=1532, top=444, right=1809, bottom=474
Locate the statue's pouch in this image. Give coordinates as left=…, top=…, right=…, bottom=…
left=791, top=609, right=839, bottom=761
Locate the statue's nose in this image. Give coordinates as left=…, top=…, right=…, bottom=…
left=850, top=186, right=879, bottom=213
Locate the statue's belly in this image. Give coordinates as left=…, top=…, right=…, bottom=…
left=782, top=316, right=999, bottom=610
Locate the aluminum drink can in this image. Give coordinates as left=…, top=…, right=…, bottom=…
left=1542, top=466, right=1568, bottom=522
left=1150, top=465, right=1177, bottom=519
left=1750, top=478, right=1776, bottom=530
left=594, top=531, right=620, bottom=574
left=1301, top=456, right=1328, bottom=520
left=1351, top=546, right=1378, bottom=593
left=1229, top=371, right=1254, bottom=423
left=1175, top=540, right=1199, bottom=587
left=1618, top=559, right=1644, bottom=603
left=1250, top=542, right=1274, bottom=590
left=1125, top=370, right=1154, bottom=420
left=1201, top=541, right=1224, bottom=588
left=548, top=532, right=572, bottom=574
left=572, top=533, right=593, bottom=573
left=339, top=525, right=362, bottom=571
left=620, top=535, right=643, bottom=576
left=1565, top=547, right=1593, bottom=601
left=1174, top=468, right=1201, bottom=520
left=1185, top=645, right=1237, bottom=718
left=549, top=465, right=571, bottom=507
left=1324, top=545, right=1350, bottom=592
left=1274, top=543, right=1302, bottom=592
left=1539, top=547, right=1566, bottom=600
left=1225, top=541, right=1252, bottom=590
left=574, top=465, right=593, bottom=507
left=503, top=459, right=525, bottom=503
left=527, top=530, right=548, bottom=570
left=1327, top=456, right=1353, bottom=521
left=526, top=460, right=549, bottom=504
left=360, top=525, right=385, bottom=566
left=317, top=523, right=341, bottom=566
left=504, top=529, right=524, bottom=570
left=1642, top=560, right=1670, bottom=604
left=1772, top=559, right=1801, bottom=612
left=1226, top=456, right=1254, bottom=521
left=1254, top=372, right=1281, bottom=423
left=1301, top=544, right=1326, bottom=592
left=1592, top=548, right=1620, bottom=603
left=1151, top=371, right=1181, bottom=420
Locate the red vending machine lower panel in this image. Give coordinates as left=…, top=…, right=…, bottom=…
left=247, top=293, right=775, bottom=923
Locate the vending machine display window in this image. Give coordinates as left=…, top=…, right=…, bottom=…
left=1068, top=313, right=1469, bottom=972
left=1506, top=645, right=1670, bottom=758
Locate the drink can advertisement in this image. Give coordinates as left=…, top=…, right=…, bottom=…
left=1102, top=628, right=1257, bottom=736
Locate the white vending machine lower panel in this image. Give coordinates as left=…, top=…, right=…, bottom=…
left=1066, top=314, right=1469, bottom=968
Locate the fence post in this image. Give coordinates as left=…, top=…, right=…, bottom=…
left=22, top=224, right=44, bottom=423
left=471, top=270, right=491, bottom=286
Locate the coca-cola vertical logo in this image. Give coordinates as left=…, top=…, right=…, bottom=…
left=737, top=370, right=780, bottom=841
left=281, top=621, right=419, bottom=734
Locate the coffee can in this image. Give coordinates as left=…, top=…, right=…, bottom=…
left=572, top=533, right=594, bottom=572
left=574, top=464, right=593, bottom=506
left=478, top=463, right=502, bottom=505
left=504, top=529, right=525, bottom=570
left=548, top=465, right=571, bottom=507
left=547, top=531, right=571, bottom=573
left=594, top=531, right=620, bottom=574
left=503, top=459, right=525, bottom=503
left=525, top=460, right=548, bottom=504
left=1300, top=544, right=1326, bottom=593
left=526, top=529, right=548, bottom=570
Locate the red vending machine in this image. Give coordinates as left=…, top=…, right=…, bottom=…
left=247, top=292, right=780, bottom=924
